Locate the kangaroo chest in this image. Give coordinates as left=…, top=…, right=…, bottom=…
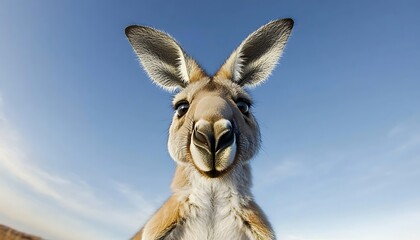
left=166, top=185, right=253, bottom=240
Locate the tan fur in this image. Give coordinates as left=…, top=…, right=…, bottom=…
left=241, top=201, right=275, bottom=240
left=170, top=165, right=190, bottom=191
left=125, top=18, right=293, bottom=240
left=185, top=57, right=207, bottom=83
left=132, top=82, right=268, bottom=240
left=214, top=49, right=239, bottom=81
left=131, top=194, right=184, bottom=240
left=131, top=228, right=143, bottom=240
left=214, top=61, right=233, bottom=80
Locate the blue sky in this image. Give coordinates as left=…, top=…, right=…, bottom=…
left=1, top=0, right=419, bottom=239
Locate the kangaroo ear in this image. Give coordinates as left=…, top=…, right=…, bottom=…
left=125, top=25, right=206, bottom=91
left=215, top=18, right=294, bottom=87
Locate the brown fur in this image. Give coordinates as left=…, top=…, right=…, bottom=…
left=131, top=228, right=143, bottom=240
left=214, top=64, right=233, bottom=80
left=241, top=201, right=275, bottom=240
left=131, top=194, right=184, bottom=240
left=170, top=165, right=190, bottom=191
left=125, top=18, right=294, bottom=240
left=185, top=57, right=207, bottom=83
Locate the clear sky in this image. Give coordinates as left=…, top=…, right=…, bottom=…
left=1, top=0, right=419, bottom=239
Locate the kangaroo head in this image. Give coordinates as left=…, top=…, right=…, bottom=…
left=126, top=19, right=293, bottom=178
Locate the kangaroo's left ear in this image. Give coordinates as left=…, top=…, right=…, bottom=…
left=215, top=18, right=294, bottom=87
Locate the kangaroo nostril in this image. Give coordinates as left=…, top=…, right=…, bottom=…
left=193, top=128, right=215, bottom=153
left=215, top=126, right=235, bottom=153
left=194, top=130, right=208, bottom=146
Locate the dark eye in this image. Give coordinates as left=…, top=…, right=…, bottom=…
left=236, top=100, right=250, bottom=114
left=175, top=101, right=189, bottom=117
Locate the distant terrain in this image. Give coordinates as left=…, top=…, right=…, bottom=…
left=0, top=224, right=42, bottom=240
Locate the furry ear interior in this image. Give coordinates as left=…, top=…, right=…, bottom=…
left=125, top=25, right=206, bottom=91
left=215, top=18, right=294, bottom=87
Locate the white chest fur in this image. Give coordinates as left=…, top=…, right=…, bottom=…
left=166, top=169, right=254, bottom=240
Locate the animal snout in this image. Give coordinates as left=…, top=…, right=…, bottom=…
left=193, top=119, right=235, bottom=154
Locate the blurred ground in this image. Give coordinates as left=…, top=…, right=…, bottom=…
left=0, top=224, right=42, bottom=240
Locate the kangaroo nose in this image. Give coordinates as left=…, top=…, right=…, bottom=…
left=193, top=119, right=234, bottom=154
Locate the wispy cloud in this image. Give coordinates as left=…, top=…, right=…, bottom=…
left=387, top=118, right=420, bottom=154
left=282, top=235, right=318, bottom=240
left=276, top=206, right=420, bottom=240
left=0, top=96, right=155, bottom=240
left=267, top=158, right=304, bottom=179
left=261, top=118, right=420, bottom=240
left=261, top=118, right=420, bottom=187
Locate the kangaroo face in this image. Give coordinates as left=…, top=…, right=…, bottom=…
left=168, top=79, right=260, bottom=178
left=125, top=18, right=293, bottom=178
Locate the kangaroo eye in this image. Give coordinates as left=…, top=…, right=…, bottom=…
left=236, top=100, right=250, bottom=114
left=175, top=101, right=189, bottom=117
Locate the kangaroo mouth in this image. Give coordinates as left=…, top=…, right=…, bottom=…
left=203, top=169, right=221, bottom=178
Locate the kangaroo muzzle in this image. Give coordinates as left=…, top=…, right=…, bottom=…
left=191, top=119, right=237, bottom=177
left=189, top=95, right=238, bottom=177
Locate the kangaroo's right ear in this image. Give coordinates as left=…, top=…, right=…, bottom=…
left=125, top=26, right=206, bottom=91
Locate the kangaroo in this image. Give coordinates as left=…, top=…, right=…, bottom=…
left=125, top=18, right=293, bottom=240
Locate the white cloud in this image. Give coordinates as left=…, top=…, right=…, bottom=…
left=0, top=97, right=155, bottom=239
